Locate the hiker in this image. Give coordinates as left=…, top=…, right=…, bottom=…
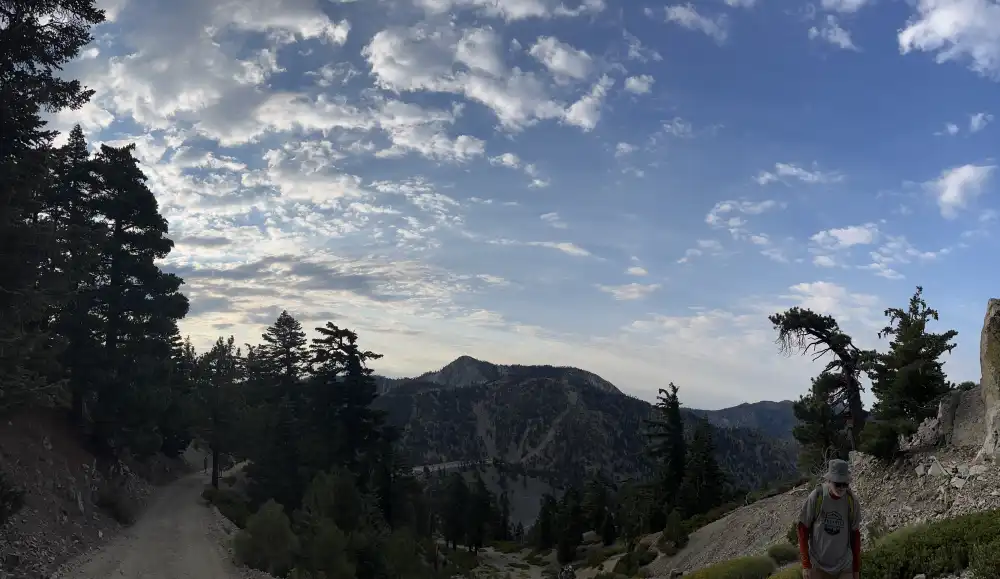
left=796, top=459, right=861, bottom=579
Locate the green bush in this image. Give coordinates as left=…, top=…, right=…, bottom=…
left=766, top=543, right=799, bottom=565
left=766, top=564, right=801, bottom=579
left=203, top=486, right=250, bottom=528
left=233, top=499, right=299, bottom=577
left=859, top=420, right=914, bottom=461
left=861, top=508, right=1000, bottom=578
left=968, top=537, right=1000, bottom=579
left=684, top=556, right=776, bottom=579
left=785, top=522, right=798, bottom=546
left=612, top=546, right=657, bottom=576
left=201, top=486, right=219, bottom=503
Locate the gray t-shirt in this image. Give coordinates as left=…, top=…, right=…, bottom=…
left=798, top=484, right=861, bottom=575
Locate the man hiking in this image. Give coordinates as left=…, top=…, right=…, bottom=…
left=796, top=459, right=862, bottom=579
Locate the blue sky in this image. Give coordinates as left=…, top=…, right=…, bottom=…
left=51, top=0, right=1000, bottom=409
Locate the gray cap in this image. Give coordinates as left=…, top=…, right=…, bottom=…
left=825, top=459, right=851, bottom=484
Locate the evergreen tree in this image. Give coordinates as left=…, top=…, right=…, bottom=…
left=535, top=494, right=558, bottom=550
left=870, top=286, right=958, bottom=424
left=793, top=373, right=848, bottom=473
left=261, top=310, right=309, bottom=399
left=442, top=473, right=469, bottom=550
left=499, top=492, right=511, bottom=541
left=600, top=511, right=617, bottom=546
left=582, top=474, right=611, bottom=532
left=0, top=0, right=104, bottom=412
left=645, top=382, right=685, bottom=531
left=198, top=336, right=245, bottom=488
left=88, top=143, right=189, bottom=455
left=770, top=308, right=874, bottom=447
left=677, top=418, right=724, bottom=518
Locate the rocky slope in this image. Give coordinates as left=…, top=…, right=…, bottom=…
left=647, top=296, right=1000, bottom=576
left=373, top=356, right=798, bottom=491
left=0, top=408, right=194, bottom=579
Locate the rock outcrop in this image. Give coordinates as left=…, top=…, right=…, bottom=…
left=975, top=298, right=1000, bottom=462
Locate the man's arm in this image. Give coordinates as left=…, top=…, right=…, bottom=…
left=796, top=491, right=815, bottom=570
left=797, top=522, right=812, bottom=569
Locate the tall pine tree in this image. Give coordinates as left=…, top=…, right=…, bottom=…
left=644, top=382, right=686, bottom=531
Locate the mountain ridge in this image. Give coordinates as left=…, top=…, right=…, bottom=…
left=372, top=355, right=799, bottom=491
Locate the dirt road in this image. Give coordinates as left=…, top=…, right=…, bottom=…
left=59, top=473, right=244, bottom=579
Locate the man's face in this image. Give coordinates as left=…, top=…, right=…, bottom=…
left=829, top=481, right=849, bottom=497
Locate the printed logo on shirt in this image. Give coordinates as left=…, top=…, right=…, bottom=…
left=822, top=511, right=844, bottom=536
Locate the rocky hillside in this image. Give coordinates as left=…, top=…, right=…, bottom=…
left=693, top=400, right=797, bottom=441
left=373, top=357, right=798, bottom=491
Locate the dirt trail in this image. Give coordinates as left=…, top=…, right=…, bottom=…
left=58, top=472, right=243, bottom=579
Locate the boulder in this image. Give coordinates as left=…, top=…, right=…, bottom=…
left=976, top=298, right=1000, bottom=462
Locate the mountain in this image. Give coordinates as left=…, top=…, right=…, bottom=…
left=375, top=355, right=621, bottom=395
left=373, top=356, right=797, bottom=492
left=693, top=400, right=798, bottom=442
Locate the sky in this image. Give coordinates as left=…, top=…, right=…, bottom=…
left=49, top=0, right=1000, bottom=409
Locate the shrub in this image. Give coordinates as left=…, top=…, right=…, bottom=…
left=969, top=537, right=1000, bottom=579
left=201, top=486, right=219, bottom=503
left=0, top=471, right=25, bottom=526
left=96, top=484, right=139, bottom=525
left=233, top=499, right=299, bottom=577
left=785, top=522, right=798, bottom=546
left=766, top=565, right=801, bottom=579
left=684, top=556, right=776, bottom=579
left=859, top=420, right=914, bottom=461
left=766, top=543, right=799, bottom=566
left=612, top=546, right=656, bottom=576
left=213, top=490, right=250, bottom=529
left=861, top=508, right=1000, bottom=578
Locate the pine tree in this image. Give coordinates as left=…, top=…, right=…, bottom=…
left=793, top=373, right=848, bottom=473
left=770, top=308, right=874, bottom=447
left=198, top=337, right=245, bottom=487
left=443, top=473, right=469, bottom=550
left=535, top=494, right=558, bottom=550
left=261, top=310, right=309, bottom=400
left=871, top=286, right=957, bottom=424
left=677, top=418, right=724, bottom=518
left=0, top=0, right=104, bottom=412
left=88, top=143, right=189, bottom=455
left=645, top=382, right=685, bottom=531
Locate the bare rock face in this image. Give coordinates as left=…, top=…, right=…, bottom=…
left=975, top=298, right=1000, bottom=462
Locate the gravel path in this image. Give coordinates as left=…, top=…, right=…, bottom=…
left=57, top=472, right=244, bottom=579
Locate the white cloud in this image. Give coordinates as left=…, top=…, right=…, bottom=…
left=526, top=241, right=591, bottom=256
left=529, top=36, right=593, bottom=81
left=598, top=282, right=662, bottom=300
left=899, top=0, right=1000, bottom=78
left=971, top=112, right=994, bottom=132
left=540, top=212, right=568, bottom=228
left=940, top=122, right=961, bottom=136
left=661, top=4, right=729, bottom=44
left=820, top=0, right=869, bottom=13
left=562, top=75, right=614, bottom=131
left=625, top=75, right=655, bottom=94
left=415, top=0, right=606, bottom=21
left=811, top=223, right=880, bottom=249
left=706, top=199, right=780, bottom=227
left=755, top=162, right=843, bottom=185
left=724, top=0, right=756, bottom=7
left=808, top=16, right=859, bottom=51
left=365, top=25, right=607, bottom=132
left=813, top=255, right=838, bottom=267
left=926, top=163, right=996, bottom=219
left=490, top=152, right=522, bottom=168
left=615, top=142, right=638, bottom=157
left=626, top=265, right=648, bottom=276
left=624, top=30, right=663, bottom=62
